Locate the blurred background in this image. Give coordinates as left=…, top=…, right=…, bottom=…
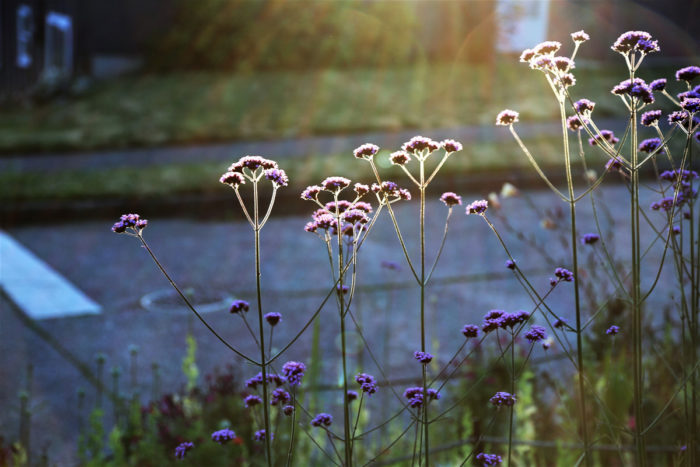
left=0, top=1, right=699, bottom=464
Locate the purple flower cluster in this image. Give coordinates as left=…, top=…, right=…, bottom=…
left=650, top=78, right=667, bottom=91
left=589, top=130, right=619, bottom=146
left=111, top=213, right=148, bottom=234
left=211, top=428, right=236, bottom=444
left=442, top=139, right=463, bottom=153
left=322, top=176, right=351, bottom=192
left=466, top=199, right=488, bottom=215
left=612, top=78, right=654, bottom=104
left=282, top=361, right=306, bottom=386
left=505, top=259, right=516, bottom=270
left=404, top=387, right=441, bottom=408
left=574, top=99, right=595, bottom=114
left=355, top=373, right=378, bottom=395
left=264, top=168, right=289, bottom=187
left=555, top=267, right=574, bottom=282
left=489, top=391, right=516, bottom=407
left=566, top=115, right=585, bottom=131
left=606, top=325, right=620, bottom=336
left=310, top=413, right=333, bottom=427
left=462, top=324, right=480, bottom=338
left=402, top=136, right=440, bottom=155
left=245, top=372, right=286, bottom=390
left=440, top=192, right=462, bottom=207
left=641, top=110, right=663, bottom=126
left=270, top=388, right=291, bottom=406
left=476, top=452, right=503, bottom=466
left=228, top=156, right=277, bottom=173
left=254, top=430, right=272, bottom=442
left=651, top=170, right=698, bottom=211
left=582, top=233, right=600, bottom=245
left=264, top=312, right=282, bottom=326
left=481, top=309, right=530, bottom=334
left=220, top=171, right=245, bottom=187
left=389, top=150, right=411, bottom=165
left=174, top=441, right=194, bottom=459
left=659, top=169, right=699, bottom=182
left=676, top=66, right=700, bottom=82
left=353, top=143, right=380, bottom=159
left=283, top=405, right=294, bottom=416
left=683, top=98, right=700, bottom=113
left=347, top=390, right=358, bottom=402
left=244, top=395, right=262, bottom=408
left=525, top=325, right=548, bottom=343
left=414, top=351, right=433, bottom=364
left=612, top=31, right=658, bottom=55
left=370, top=181, right=411, bottom=202
left=638, top=138, right=663, bottom=154
left=571, top=30, right=590, bottom=43
left=229, top=299, right=250, bottom=314
left=495, top=109, right=519, bottom=126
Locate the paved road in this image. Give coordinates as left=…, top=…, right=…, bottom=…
left=0, top=119, right=627, bottom=173
left=0, top=181, right=682, bottom=464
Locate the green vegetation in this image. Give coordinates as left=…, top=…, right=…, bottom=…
left=1, top=62, right=673, bottom=154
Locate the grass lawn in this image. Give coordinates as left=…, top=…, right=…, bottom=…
left=2, top=136, right=630, bottom=204
left=0, top=61, right=677, bottom=154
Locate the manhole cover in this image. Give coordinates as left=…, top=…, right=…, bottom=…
left=140, top=288, right=233, bottom=314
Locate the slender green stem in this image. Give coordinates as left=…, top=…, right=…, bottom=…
left=253, top=181, right=273, bottom=467
left=419, top=158, right=430, bottom=467
left=507, top=330, right=515, bottom=466
left=560, top=98, right=591, bottom=467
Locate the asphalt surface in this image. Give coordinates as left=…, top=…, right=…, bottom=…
left=1, top=177, right=683, bottom=464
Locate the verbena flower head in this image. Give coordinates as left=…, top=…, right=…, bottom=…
left=574, top=99, right=595, bottom=114
left=611, top=31, right=656, bottom=54
left=571, top=30, right=590, bottom=43
left=403, top=387, right=440, bottom=408
left=353, top=143, right=380, bottom=159
left=270, top=388, right=291, bottom=406
left=401, top=136, right=440, bottom=155
left=414, top=351, right=433, bottom=364
left=389, top=150, right=411, bottom=165
left=476, top=452, right=503, bottom=466
left=310, top=413, right=333, bottom=427
left=676, top=66, right=700, bottom=82
left=501, top=310, right=530, bottom=328
left=641, top=110, right=663, bottom=126
left=441, top=139, right=463, bottom=152
left=264, top=168, right=289, bottom=187
left=228, top=156, right=278, bottom=173
left=553, top=56, right=575, bottom=72
left=440, top=192, right=462, bottom=207
left=230, top=300, right=250, bottom=314
left=525, top=325, right=547, bottom=343
left=482, top=309, right=505, bottom=334
left=283, top=405, right=294, bottom=416
left=554, top=318, right=568, bottom=328
left=519, top=48, right=535, bottom=63
left=245, top=395, right=262, bottom=408
left=174, top=441, right=194, bottom=460
left=659, top=169, right=699, bottom=182
left=589, top=130, right=619, bottom=146
left=462, top=324, right=479, bottom=338
left=496, top=109, right=519, bottom=126
left=567, top=115, right=585, bottom=131
left=582, top=233, right=600, bottom=245
left=638, top=138, right=662, bottom=153
left=605, top=158, right=624, bottom=172
left=220, top=171, right=245, bottom=188
left=211, top=428, right=236, bottom=444
left=466, top=199, right=488, bottom=215
left=505, top=259, right=516, bottom=270
left=347, top=390, right=358, bottom=402
left=557, top=73, right=576, bottom=88
left=264, top=312, right=282, bottom=326
left=682, top=98, right=700, bottom=113
left=322, top=176, right=351, bottom=192
left=254, top=430, right=272, bottom=442
left=354, top=183, right=370, bottom=196
left=650, top=78, right=667, bottom=91
left=555, top=267, right=574, bottom=282
left=489, top=391, right=516, bottom=407
left=282, top=361, right=306, bottom=386
left=606, top=325, right=620, bottom=336
left=355, top=373, right=378, bottom=395
left=533, top=40, right=561, bottom=55
left=111, top=213, right=148, bottom=234
left=301, top=185, right=322, bottom=200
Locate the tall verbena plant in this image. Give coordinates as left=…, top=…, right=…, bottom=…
left=111, top=30, right=699, bottom=466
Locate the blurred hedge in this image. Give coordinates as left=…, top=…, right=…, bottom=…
left=147, top=0, right=496, bottom=71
